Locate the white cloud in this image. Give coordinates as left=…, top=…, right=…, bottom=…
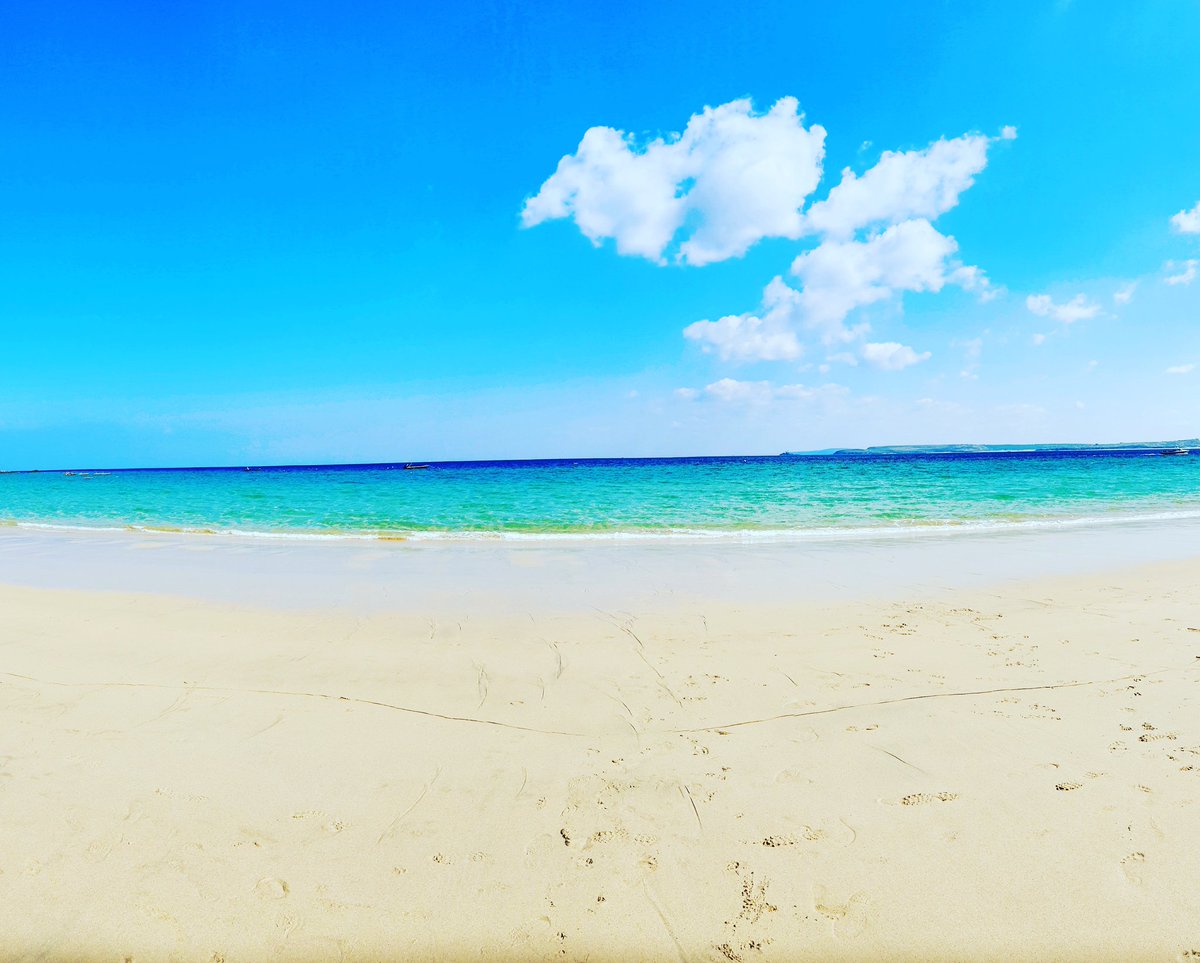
left=525, top=98, right=1008, bottom=370
left=1032, top=333, right=1047, bottom=345
left=861, top=341, right=931, bottom=371
left=1164, top=259, right=1197, bottom=286
left=686, top=219, right=981, bottom=361
left=801, top=133, right=994, bottom=238
left=1025, top=293, right=1099, bottom=324
left=775, top=382, right=849, bottom=401
left=789, top=219, right=973, bottom=342
left=1166, top=363, right=1195, bottom=375
left=1113, top=282, right=1136, bottom=304
left=703, top=378, right=775, bottom=404
left=1171, top=201, right=1200, bottom=235
left=1000, top=125, right=1018, bottom=140
left=522, top=97, right=826, bottom=265
left=949, top=263, right=998, bottom=301
left=677, top=378, right=847, bottom=405
left=521, top=125, right=682, bottom=262
left=683, top=276, right=804, bottom=361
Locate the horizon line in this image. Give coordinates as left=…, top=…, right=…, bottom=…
left=4, top=438, right=1198, bottom=475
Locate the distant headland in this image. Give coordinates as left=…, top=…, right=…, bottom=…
left=781, top=440, right=1200, bottom=456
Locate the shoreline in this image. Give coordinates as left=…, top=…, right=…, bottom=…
left=5, top=501, right=1200, bottom=544
left=1, top=530, right=1199, bottom=959
left=3, top=512, right=1200, bottom=614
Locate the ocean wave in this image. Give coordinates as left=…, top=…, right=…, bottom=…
left=6, top=507, right=1200, bottom=545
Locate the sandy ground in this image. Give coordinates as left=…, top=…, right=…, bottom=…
left=1, top=546, right=1200, bottom=961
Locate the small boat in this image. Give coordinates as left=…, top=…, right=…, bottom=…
left=403, top=464, right=429, bottom=470
left=1160, top=448, right=1191, bottom=456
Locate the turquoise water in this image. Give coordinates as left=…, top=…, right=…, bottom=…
left=1, top=453, right=1199, bottom=540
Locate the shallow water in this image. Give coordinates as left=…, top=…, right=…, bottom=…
left=2, top=451, right=1199, bottom=539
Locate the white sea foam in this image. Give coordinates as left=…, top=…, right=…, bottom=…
left=9, top=507, right=1200, bottom=545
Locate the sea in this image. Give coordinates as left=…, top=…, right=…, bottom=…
left=2, top=449, right=1199, bottom=542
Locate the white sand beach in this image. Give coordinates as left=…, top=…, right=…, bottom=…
left=1, top=524, right=1199, bottom=961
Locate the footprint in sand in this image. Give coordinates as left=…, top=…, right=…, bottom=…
left=589, top=828, right=628, bottom=845
left=715, top=867, right=778, bottom=961
left=757, top=828, right=826, bottom=847
left=898, top=792, right=959, bottom=806
left=813, top=884, right=870, bottom=939
left=1121, top=851, right=1146, bottom=885
left=255, top=877, right=289, bottom=899
left=292, top=810, right=345, bottom=833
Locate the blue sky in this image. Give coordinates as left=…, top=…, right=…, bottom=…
left=2, top=0, right=1199, bottom=466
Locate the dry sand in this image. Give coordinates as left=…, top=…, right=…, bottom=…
left=1, top=543, right=1200, bottom=961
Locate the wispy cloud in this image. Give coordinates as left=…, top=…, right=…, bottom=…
left=1171, top=200, right=1200, bottom=235
left=1025, top=293, right=1099, bottom=324
left=1164, top=259, right=1197, bottom=286
left=676, top=378, right=848, bottom=406
left=1113, top=282, right=1136, bottom=304
left=861, top=341, right=931, bottom=371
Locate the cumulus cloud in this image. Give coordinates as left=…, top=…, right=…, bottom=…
left=684, top=126, right=1002, bottom=361
left=1164, top=259, right=1197, bottom=286
left=525, top=97, right=1010, bottom=370
left=1113, top=282, right=1136, bottom=304
left=683, top=277, right=804, bottom=361
left=800, top=133, right=994, bottom=238
left=686, top=219, right=983, bottom=361
left=1025, top=293, right=1099, bottom=324
left=1166, top=363, right=1195, bottom=375
left=790, top=219, right=970, bottom=342
left=861, top=341, right=931, bottom=370
left=1171, top=201, right=1200, bottom=235
left=522, top=97, right=826, bottom=265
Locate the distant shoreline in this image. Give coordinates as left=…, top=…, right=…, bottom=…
left=2, top=440, right=1199, bottom=474
left=782, top=440, right=1200, bottom=456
